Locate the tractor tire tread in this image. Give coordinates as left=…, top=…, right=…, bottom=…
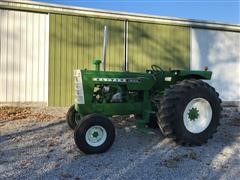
left=66, top=105, right=78, bottom=129
left=157, top=79, right=222, bottom=146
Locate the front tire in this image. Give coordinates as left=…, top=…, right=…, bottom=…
left=74, top=114, right=115, bottom=154
left=157, top=79, right=222, bottom=145
left=66, top=105, right=78, bottom=129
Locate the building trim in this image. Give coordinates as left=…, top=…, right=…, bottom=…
left=0, top=0, right=239, bottom=32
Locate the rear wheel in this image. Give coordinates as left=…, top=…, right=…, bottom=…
left=74, top=114, right=115, bottom=154
left=157, top=79, right=222, bottom=145
left=66, top=105, right=78, bottom=129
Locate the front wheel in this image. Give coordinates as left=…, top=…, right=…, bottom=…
left=157, top=79, right=222, bottom=145
left=66, top=105, right=78, bottom=129
left=74, top=114, right=115, bottom=154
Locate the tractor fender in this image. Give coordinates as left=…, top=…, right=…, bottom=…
left=178, top=70, right=212, bottom=80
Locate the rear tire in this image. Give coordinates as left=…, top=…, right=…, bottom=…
left=74, top=114, right=115, bottom=154
left=157, top=79, right=222, bottom=145
left=66, top=105, right=78, bottom=129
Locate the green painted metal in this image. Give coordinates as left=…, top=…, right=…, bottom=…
left=93, top=60, right=102, bottom=71
left=74, top=64, right=212, bottom=127
left=178, top=70, right=212, bottom=79
left=128, top=21, right=190, bottom=72
left=49, top=14, right=125, bottom=106
left=188, top=107, right=200, bottom=121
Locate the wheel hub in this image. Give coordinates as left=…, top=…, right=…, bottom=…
left=92, top=131, right=99, bottom=138
left=85, top=125, right=107, bottom=147
left=188, top=107, right=199, bottom=121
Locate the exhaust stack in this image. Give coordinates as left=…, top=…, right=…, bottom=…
left=102, top=25, right=108, bottom=71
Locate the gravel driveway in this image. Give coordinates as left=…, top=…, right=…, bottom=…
left=0, top=106, right=239, bottom=180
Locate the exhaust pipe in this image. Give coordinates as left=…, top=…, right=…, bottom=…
left=102, top=25, right=108, bottom=71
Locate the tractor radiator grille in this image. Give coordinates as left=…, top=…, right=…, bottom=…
left=74, top=70, right=85, bottom=104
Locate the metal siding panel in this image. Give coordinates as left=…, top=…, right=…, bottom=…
left=0, top=10, right=7, bottom=102
left=72, top=16, right=78, bottom=103
left=48, top=14, right=56, bottom=106
left=13, top=11, right=20, bottom=102
left=132, top=22, right=138, bottom=71
left=88, top=17, right=94, bottom=67
left=128, top=23, right=133, bottom=72
left=143, top=23, right=150, bottom=70
left=110, top=20, right=125, bottom=71
left=77, top=16, right=82, bottom=68
left=0, top=9, right=49, bottom=104
left=7, top=10, right=14, bottom=102
left=44, top=14, right=49, bottom=104
left=32, top=13, right=39, bottom=101
left=38, top=13, right=45, bottom=101
left=140, top=23, right=144, bottom=70
left=191, top=28, right=240, bottom=101
left=60, top=15, right=67, bottom=106
left=82, top=16, right=88, bottom=68
left=48, top=14, right=125, bottom=106
left=19, top=11, right=27, bottom=102
left=39, top=13, right=47, bottom=102
left=128, top=22, right=190, bottom=72
left=0, top=11, right=2, bottom=101
left=107, top=19, right=112, bottom=71
left=66, top=15, right=73, bottom=106
left=54, top=14, right=61, bottom=106
left=97, top=18, right=104, bottom=66
left=25, top=11, right=33, bottom=102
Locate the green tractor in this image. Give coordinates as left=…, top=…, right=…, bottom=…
left=66, top=27, right=222, bottom=154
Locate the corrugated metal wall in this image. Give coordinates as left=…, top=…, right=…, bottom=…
left=191, top=28, right=240, bottom=101
left=128, top=21, right=190, bottom=72
left=48, top=14, right=125, bottom=106
left=0, top=9, right=49, bottom=104
left=1, top=1, right=240, bottom=106
left=48, top=15, right=190, bottom=106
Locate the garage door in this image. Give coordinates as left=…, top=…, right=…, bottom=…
left=191, top=28, right=240, bottom=101
left=0, top=9, right=49, bottom=104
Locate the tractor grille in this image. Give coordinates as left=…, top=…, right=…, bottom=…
left=74, top=70, right=85, bottom=104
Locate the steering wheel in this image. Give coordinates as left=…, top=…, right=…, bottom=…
left=151, top=65, right=164, bottom=72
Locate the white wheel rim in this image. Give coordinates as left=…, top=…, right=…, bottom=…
left=183, top=98, right=212, bottom=134
left=85, top=125, right=107, bottom=147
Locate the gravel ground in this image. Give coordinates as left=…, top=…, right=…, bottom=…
left=0, top=106, right=239, bottom=180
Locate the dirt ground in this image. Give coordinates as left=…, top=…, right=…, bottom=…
left=0, top=106, right=239, bottom=180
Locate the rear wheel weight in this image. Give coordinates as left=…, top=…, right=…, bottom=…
left=157, top=79, right=222, bottom=145
left=74, top=114, right=115, bottom=154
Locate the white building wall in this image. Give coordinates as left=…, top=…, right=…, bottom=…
left=0, top=9, right=49, bottom=104
left=191, top=28, right=240, bottom=101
